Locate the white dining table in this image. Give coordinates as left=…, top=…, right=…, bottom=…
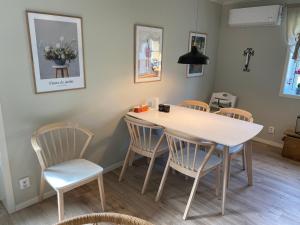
left=127, top=105, right=263, bottom=215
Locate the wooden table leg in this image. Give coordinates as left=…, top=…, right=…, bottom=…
left=221, top=146, right=229, bottom=216
left=245, top=141, right=253, bottom=186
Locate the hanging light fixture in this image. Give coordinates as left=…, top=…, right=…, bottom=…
left=177, top=0, right=209, bottom=65
left=178, top=46, right=209, bottom=64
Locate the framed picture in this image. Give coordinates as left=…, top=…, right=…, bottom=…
left=134, top=25, right=163, bottom=83
left=26, top=11, right=85, bottom=93
left=187, top=32, right=207, bottom=78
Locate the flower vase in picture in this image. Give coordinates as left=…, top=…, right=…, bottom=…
left=44, top=36, right=78, bottom=67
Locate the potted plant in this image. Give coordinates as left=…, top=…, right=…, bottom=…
left=44, top=37, right=77, bottom=66
left=297, top=83, right=300, bottom=95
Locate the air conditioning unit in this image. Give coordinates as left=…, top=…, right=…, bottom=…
left=229, top=5, right=282, bottom=27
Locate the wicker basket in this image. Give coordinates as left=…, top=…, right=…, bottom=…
left=54, top=213, right=154, bottom=225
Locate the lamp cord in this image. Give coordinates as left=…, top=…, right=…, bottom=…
left=196, top=0, right=199, bottom=32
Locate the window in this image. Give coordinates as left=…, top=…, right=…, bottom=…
left=281, top=47, right=300, bottom=97
left=280, top=6, right=300, bottom=98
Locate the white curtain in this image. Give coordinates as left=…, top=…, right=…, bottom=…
left=287, top=6, right=300, bottom=59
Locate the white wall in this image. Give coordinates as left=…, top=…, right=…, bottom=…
left=0, top=166, right=4, bottom=202
left=0, top=104, right=15, bottom=212
left=0, top=0, right=221, bottom=207
left=214, top=0, right=300, bottom=144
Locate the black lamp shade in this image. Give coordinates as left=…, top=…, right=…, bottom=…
left=178, top=46, right=209, bottom=65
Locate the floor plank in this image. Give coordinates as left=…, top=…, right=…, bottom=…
left=1, top=142, right=300, bottom=225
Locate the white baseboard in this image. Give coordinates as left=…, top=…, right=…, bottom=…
left=15, top=159, right=126, bottom=213
left=103, top=161, right=124, bottom=173
left=252, top=137, right=283, bottom=149
left=15, top=190, right=56, bottom=212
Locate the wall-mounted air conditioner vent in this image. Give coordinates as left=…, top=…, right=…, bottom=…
left=229, top=5, right=282, bottom=27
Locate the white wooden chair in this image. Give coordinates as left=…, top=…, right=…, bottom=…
left=155, top=129, right=222, bottom=220
left=215, top=108, right=254, bottom=186
left=31, top=122, right=105, bottom=221
left=180, top=100, right=210, bottom=112
left=119, top=115, right=168, bottom=194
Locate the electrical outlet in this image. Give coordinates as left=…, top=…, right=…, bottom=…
left=268, top=126, right=275, bottom=135
left=19, top=177, right=31, bottom=190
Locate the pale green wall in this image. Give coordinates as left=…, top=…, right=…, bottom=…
left=0, top=0, right=221, bottom=206
left=0, top=166, right=4, bottom=201
left=214, top=0, right=300, bottom=144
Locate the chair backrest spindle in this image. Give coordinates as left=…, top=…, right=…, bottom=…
left=217, top=108, right=253, bottom=122
left=165, top=129, right=216, bottom=173
left=124, top=115, right=163, bottom=153
left=31, top=122, right=94, bottom=169
left=181, top=100, right=210, bottom=112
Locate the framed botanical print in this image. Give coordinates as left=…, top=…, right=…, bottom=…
left=26, top=11, right=85, bottom=93
left=134, top=25, right=163, bottom=83
left=187, top=32, right=207, bottom=78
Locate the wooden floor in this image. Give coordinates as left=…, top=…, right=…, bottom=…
left=1, top=142, right=300, bottom=225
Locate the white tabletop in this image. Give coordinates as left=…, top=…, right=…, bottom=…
left=127, top=105, right=263, bottom=147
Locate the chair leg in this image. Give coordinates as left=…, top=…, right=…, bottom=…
left=119, top=145, right=132, bottom=182
left=57, top=191, right=64, bottom=222
left=215, top=165, right=221, bottom=197
left=97, top=174, right=106, bottom=211
left=146, top=157, right=151, bottom=164
left=242, top=146, right=246, bottom=171
left=39, top=173, right=46, bottom=202
left=129, top=151, right=135, bottom=167
left=155, top=159, right=170, bottom=202
left=183, top=175, right=201, bottom=220
left=141, top=156, right=156, bottom=194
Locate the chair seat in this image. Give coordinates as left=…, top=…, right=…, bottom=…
left=44, top=159, right=103, bottom=190
left=177, top=150, right=222, bottom=171
left=215, top=144, right=244, bottom=154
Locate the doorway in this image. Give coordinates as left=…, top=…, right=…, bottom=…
left=0, top=104, right=15, bottom=213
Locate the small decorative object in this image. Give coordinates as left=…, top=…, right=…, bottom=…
left=158, top=104, right=170, bottom=113
left=146, top=97, right=159, bottom=110
left=183, top=32, right=208, bottom=77
left=163, top=105, right=170, bottom=113
left=243, top=48, right=255, bottom=72
left=296, top=115, right=300, bottom=134
left=27, top=11, right=85, bottom=93
left=159, top=104, right=165, bottom=112
left=296, top=83, right=300, bottom=95
left=141, top=104, right=149, bottom=112
left=133, top=105, right=149, bottom=113
left=134, top=25, right=163, bottom=83
left=133, top=106, right=142, bottom=113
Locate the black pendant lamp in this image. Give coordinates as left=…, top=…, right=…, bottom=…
left=178, top=46, right=209, bottom=64
left=177, top=0, right=209, bottom=65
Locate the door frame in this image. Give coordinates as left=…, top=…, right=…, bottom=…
left=0, top=104, right=15, bottom=213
